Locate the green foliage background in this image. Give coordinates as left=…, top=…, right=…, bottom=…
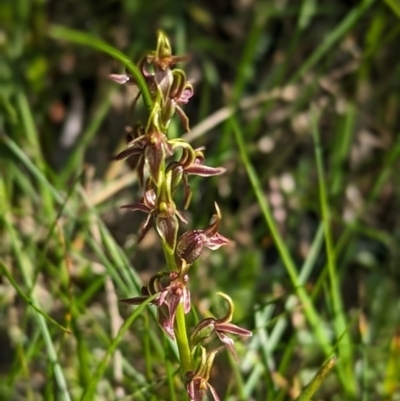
left=1, top=0, right=400, bottom=400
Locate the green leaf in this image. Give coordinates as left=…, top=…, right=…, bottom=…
left=383, top=0, right=400, bottom=18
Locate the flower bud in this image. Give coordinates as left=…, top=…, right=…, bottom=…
left=155, top=30, right=172, bottom=62
left=156, top=213, right=179, bottom=253
left=190, top=318, right=215, bottom=348
left=176, top=230, right=204, bottom=264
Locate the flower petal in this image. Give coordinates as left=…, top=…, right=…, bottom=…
left=120, top=203, right=151, bottom=214
left=155, top=214, right=179, bottom=253
left=203, top=232, right=230, bottom=250
left=207, top=383, right=221, bottom=401
left=216, top=323, right=253, bottom=337
left=157, top=304, right=175, bottom=339
left=109, top=74, right=131, bottom=84
left=145, top=142, right=164, bottom=186
left=185, top=164, right=226, bottom=177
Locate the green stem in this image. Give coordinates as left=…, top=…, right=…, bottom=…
left=174, top=303, right=193, bottom=374
left=162, top=244, right=193, bottom=374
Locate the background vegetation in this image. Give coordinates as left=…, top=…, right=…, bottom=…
left=1, top=0, right=400, bottom=400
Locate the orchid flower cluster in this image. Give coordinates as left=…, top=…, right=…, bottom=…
left=110, top=31, right=252, bottom=401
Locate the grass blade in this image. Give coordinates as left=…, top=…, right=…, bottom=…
left=81, top=294, right=158, bottom=401
left=230, top=116, right=338, bottom=362
left=47, top=25, right=153, bottom=111
left=295, top=356, right=336, bottom=401
left=0, top=181, right=72, bottom=401
left=311, top=107, right=356, bottom=395
left=289, top=0, right=377, bottom=83
left=0, top=263, right=71, bottom=334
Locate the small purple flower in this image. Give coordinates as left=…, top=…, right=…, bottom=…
left=121, top=177, right=187, bottom=246
left=160, top=69, right=194, bottom=131
left=112, top=125, right=173, bottom=187
left=157, top=271, right=191, bottom=339
left=191, top=292, right=252, bottom=357
left=185, top=347, right=220, bottom=401
left=147, top=30, right=190, bottom=71
left=119, top=268, right=191, bottom=339
left=167, top=147, right=226, bottom=209
left=176, top=203, right=230, bottom=264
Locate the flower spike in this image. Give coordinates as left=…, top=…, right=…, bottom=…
left=111, top=32, right=245, bottom=401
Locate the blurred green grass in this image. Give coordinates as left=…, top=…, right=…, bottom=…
left=1, top=0, right=400, bottom=400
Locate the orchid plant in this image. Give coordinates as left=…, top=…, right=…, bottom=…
left=110, top=31, right=252, bottom=401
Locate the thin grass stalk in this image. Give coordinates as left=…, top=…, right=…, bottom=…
left=311, top=107, right=356, bottom=396
left=48, top=25, right=153, bottom=110
left=229, top=116, right=350, bottom=392
left=0, top=182, right=72, bottom=401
